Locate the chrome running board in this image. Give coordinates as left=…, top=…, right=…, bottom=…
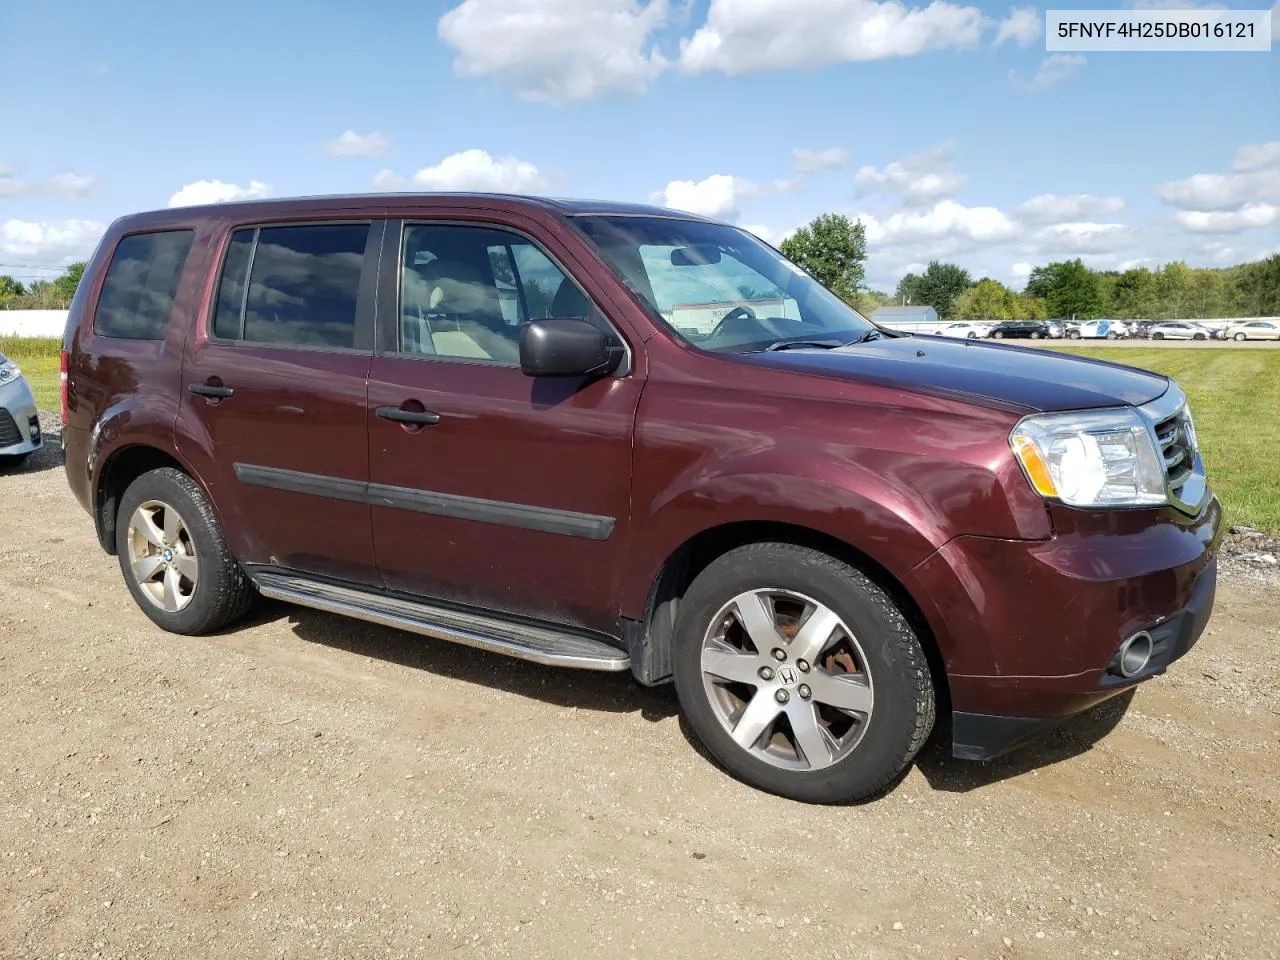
left=249, top=568, right=630, bottom=672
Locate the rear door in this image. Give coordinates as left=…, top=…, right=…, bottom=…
left=176, top=218, right=384, bottom=584
left=365, top=217, right=642, bottom=634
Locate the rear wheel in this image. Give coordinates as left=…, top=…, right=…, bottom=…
left=1029, top=332, right=1041, bottom=339
left=1234, top=332, right=1246, bottom=341
left=992, top=331, right=1004, bottom=339
left=1152, top=332, right=1164, bottom=340
left=1193, top=333, right=1206, bottom=341
left=672, top=543, right=935, bottom=804
left=115, top=467, right=254, bottom=635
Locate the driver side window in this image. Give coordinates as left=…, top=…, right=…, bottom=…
left=398, top=224, right=591, bottom=364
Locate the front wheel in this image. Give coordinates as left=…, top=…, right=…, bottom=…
left=1029, top=332, right=1041, bottom=339
left=992, top=331, right=1004, bottom=339
left=672, top=543, right=935, bottom=804
left=1067, top=330, right=1081, bottom=339
left=116, top=467, right=255, bottom=635
left=1152, top=332, right=1164, bottom=340
left=1234, top=333, right=1246, bottom=341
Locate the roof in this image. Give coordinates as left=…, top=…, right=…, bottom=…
left=872, top=306, right=938, bottom=319
left=109, top=192, right=719, bottom=230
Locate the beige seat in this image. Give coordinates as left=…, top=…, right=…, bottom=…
left=418, top=260, right=519, bottom=363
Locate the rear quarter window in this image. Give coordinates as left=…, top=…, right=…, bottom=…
left=93, top=230, right=196, bottom=339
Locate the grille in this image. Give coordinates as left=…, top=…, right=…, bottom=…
left=0, top=409, right=20, bottom=448
left=1155, top=411, right=1194, bottom=490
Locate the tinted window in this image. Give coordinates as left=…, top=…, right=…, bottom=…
left=212, top=229, right=255, bottom=340
left=399, top=224, right=588, bottom=364
left=213, top=223, right=369, bottom=348
left=93, top=230, right=195, bottom=339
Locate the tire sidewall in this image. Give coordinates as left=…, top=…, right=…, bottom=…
left=672, top=547, right=931, bottom=803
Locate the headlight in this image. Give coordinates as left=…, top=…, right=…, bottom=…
left=0, top=360, right=20, bottom=382
left=1010, top=408, right=1167, bottom=507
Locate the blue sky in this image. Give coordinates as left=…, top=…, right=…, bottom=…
left=1, top=0, right=1277, bottom=292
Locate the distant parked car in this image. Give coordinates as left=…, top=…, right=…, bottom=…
left=0, top=349, right=43, bottom=467
left=936, top=322, right=987, bottom=339
left=988, top=320, right=1052, bottom=340
left=1149, top=322, right=1209, bottom=341
left=1067, top=319, right=1125, bottom=340
left=1224, top=319, right=1280, bottom=341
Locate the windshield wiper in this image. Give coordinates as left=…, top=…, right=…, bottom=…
left=842, top=328, right=895, bottom=346
left=762, top=339, right=846, bottom=352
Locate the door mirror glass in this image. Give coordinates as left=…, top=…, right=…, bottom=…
left=519, top=317, right=623, bottom=378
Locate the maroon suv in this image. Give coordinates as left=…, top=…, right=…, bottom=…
left=61, top=194, right=1220, bottom=803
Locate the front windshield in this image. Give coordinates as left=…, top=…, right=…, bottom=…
left=572, top=215, right=875, bottom=353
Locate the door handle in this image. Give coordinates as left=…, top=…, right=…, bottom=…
left=189, top=382, right=234, bottom=399
left=376, top=405, right=441, bottom=426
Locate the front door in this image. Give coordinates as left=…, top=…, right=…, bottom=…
left=366, top=219, right=641, bottom=634
left=177, top=219, right=381, bottom=584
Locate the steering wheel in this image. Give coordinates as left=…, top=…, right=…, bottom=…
left=707, top=305, right=758, bottom=340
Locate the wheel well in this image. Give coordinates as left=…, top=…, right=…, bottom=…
left=637, top=521, right=950, bottom=712
left=95, top=446, right=188, bottom=555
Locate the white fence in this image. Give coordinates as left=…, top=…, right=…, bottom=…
left=0, top=310, right=69, bottom=338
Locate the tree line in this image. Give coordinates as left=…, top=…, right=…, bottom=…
left=777, top=213, right=1280, bottom=322
left=0, top=263, right=85, bottom=309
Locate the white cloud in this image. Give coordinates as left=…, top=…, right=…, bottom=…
left=792, top=146, right=852, bottom=174
left=679, top=0, right=990, bottom=76
left=372, top=149, right=549, bottom=193
left=323, top=130, right=394, bottom=157
left=1174, top=203, right=1280, bottom=234
left=1011, top=54, right=1086, bottom=91
left=1031, top=221, right=1133, bottom=253
left=855, top=142, right=967, bottom=205
left=1017, top=193, right=1126, bottom=222
left=1156, top=142, right=1280, bottom=211
left=0, top=169, right=102, bottom=202
left=1010, top=261, right=1033, bottom=280
left=0, top=219, right=106, bottom=267
left=437, top=0, right=670, bottom=104
left=657, top=174, right=756, bottom=220
left=994, top=6, right=1041, bottom=45
left=858, top=199, right=1019, bottom=246
left=167, top=179, right=272, bottom=208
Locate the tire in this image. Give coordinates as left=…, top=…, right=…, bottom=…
left=1068, top=330, right=1081, bottom=339
left=992, top=331, right=1003, bottom=339
left=1194, top=334, right=1206, bottom=341
left=671, top=543, right=935, bottom=804
left=967, top=332, right=977, bottom=339
left=1029, top=332, right=1041, bottom=339
left=115, top=466, right=254, bottom=635
left=1234, top=333, right=1246, bottom=341
left=1152, top=333, right=1163, bottom=340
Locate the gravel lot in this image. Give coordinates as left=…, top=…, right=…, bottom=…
left=3, top=419, right=1278, bottom=960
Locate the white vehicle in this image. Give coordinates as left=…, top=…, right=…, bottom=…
left=1148, top=321, right=1209, bottom=341
left=1224, top=319, right=1280, bottom=341
left=936, top=322, right=987, bottom=339
left=1066, top=319, right=1125, bottom=340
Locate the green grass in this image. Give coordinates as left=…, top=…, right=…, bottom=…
left=0, top=336, right=61, bottom=411
left=1042, top=345, right=1279, bottom=532
left=4, top=336, right=1275, bottom=530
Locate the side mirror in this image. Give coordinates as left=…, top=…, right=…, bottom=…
left=519, top=317, right=624, bottom=378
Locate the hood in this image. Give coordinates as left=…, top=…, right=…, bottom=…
left=735, top=335, right=1168, bottom=413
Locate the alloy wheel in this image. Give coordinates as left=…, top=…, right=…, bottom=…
left=699, top=588, right=874, bottom=772
left=126, top=499, right=198, bottom=613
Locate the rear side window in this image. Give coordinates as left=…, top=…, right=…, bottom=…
left=211, top=223, right=370, bottom=349
left=93, top=230, right=195, bottom=339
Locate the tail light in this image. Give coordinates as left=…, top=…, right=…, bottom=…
left=60, top=350, right=69, bottom=425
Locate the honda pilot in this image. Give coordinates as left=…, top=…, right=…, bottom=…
left=62, top=194, right=1221, bottom=803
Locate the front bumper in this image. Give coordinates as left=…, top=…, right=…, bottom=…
left=910, top=494, right=1223, bottom=760
left=0, top=375, right=43, bottom=456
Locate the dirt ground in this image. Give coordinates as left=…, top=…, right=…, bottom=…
left=2, top=433, right=1278, bottom=960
